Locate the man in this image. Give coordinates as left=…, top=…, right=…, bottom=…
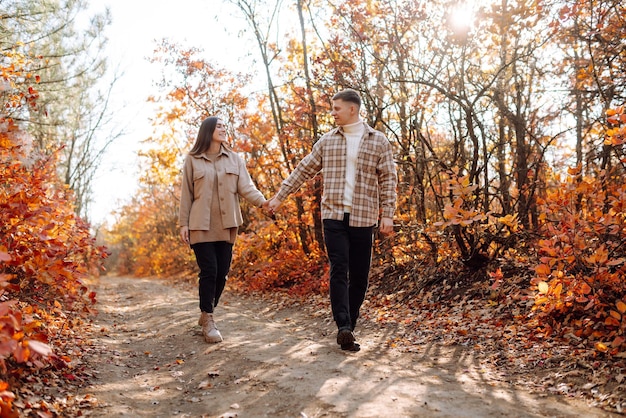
left=267, top=88, right=397, bottom=352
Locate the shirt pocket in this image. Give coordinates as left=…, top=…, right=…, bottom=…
left=359, top=149, right=379, bottom=174
left=357, top=151, right=380, bottom=198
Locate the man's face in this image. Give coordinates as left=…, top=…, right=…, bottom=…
left=331, top=99, right=357, bottom=126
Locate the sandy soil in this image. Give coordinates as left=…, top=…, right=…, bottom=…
left=80, top=276, right=617, bottom=418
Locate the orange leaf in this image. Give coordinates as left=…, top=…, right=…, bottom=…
left=535, top=264, right=551, bottom=276
left=580, top=282, right=592, bottom=295
left=605, top=317, right=620, bottom=327
left=488, top=268, right=503, bottom=281
left=607, top=258, right=625, bottom=266
left=12, top=344, right=28, bottom=363
left=567, top=165, right=581, bottom=175
left=595, top=342, right=609, bottom=352
left=443, top=204, right=459, bottom=220
left=617, top=300, right=626, bottom=314
left=612, top=336, right=625, bottom=348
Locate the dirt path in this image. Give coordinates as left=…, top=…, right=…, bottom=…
left=81, top=276, right=616, bottom=418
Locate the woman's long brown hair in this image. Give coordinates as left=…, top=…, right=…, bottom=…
left=189, top=116, right=218, bottom=155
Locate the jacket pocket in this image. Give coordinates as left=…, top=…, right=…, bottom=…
left=193, top=168, right=207, bottom=181
left=192, top=169, right=207, bottom=199
left=223, top=166, right=239, bottom=193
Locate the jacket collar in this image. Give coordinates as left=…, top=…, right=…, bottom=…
left=193, top=144, right=230, bottom=160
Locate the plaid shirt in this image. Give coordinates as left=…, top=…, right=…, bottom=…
left=276, top=121, right=397, bottom=227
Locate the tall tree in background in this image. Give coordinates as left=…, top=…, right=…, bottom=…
left=0, top=0, right=120, bottom=220
left=557, top=0, right=626, bottom=173
left=230, top=0, right=320, bottom=254
left=295, top=0, right=324, bottom=247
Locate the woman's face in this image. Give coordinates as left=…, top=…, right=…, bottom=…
left=212, top=119, right=227, bottom=144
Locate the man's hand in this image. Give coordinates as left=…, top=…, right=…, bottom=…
left=267, top=197, right=282, bottom=214
left=180, top=226, right=189, bottom=244
left=379, top=217, right=394, bottom=235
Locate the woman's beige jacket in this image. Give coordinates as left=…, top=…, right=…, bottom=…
left=178, top=146, right=265, bottom=230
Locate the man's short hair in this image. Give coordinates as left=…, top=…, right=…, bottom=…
left=332, top=88, right=361, bottom=107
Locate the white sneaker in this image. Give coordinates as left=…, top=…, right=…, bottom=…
left=205, top=326, right=223, bottom=343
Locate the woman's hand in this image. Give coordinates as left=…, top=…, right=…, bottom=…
left=180, top=226, right=190, bottom=244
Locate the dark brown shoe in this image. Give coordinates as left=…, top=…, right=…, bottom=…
left=337, top=328, right=355, bottom=345
left=341, top=342, right=360, bottom=352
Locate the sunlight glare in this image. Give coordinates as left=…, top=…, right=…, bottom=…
left=449, top=1, right=475, bottom=34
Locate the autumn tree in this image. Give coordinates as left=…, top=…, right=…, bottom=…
left=229, top=0, right=327, bottom=253
left=0, top=46, right=106, bottom=416
left=0, top=0, right=121, bottom=220
left=555, top=0, right=626, bottom=176
left=527, top=0, right=626, bottom=354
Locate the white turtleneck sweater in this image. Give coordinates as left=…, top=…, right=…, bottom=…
left=342, top=120, right=365, bottom=212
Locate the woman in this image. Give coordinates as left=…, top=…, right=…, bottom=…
left=179, top=116, right=266, bottom=343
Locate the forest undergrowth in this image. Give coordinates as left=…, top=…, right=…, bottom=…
left=368, top=262, right=626, bottom=414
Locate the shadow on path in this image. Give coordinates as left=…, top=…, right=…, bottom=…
left=81, top=276, right=616, bottom=418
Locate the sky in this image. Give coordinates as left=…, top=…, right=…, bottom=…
left=86, top=0, right=256, bottom=225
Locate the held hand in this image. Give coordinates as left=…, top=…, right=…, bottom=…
left=267, top=197, right=282, bottom=214
left=379, top=217, right=394, bottom=235
left=262, top=200, right=275, bottom=220
left=180, top=226, right=190, bottom=245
